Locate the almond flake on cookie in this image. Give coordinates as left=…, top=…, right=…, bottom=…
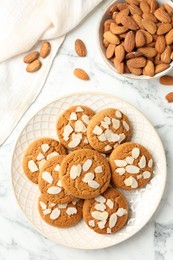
left=72, top=198, right=80, bottom=205
left=39, top=159, right=46, bottom=170
left=88, top=220, right=95, bottom=227
left=119, top=133, right=126, bottom=143
left=114, top=159, right=127, bottom=167
left=148, top=159, right=153, bottom=168
left=115, top=168, right=125, bottom=175
left=107, top=228, right=112, bottom=234
left=124, top=176, right=138, bottom=188
left=95, top=203, right=106, bottom=211
left=125, top=156, right=134, bottom=165
left=28, top=160, right=38, bottom=172
left=41, top=144, right=50, bottom=153
left=50, top=208, right=60, bottom=220
left=93, top=125, right=103, bottom=135
left=98, top=220, right=106, bottom=229
left=66, top=207, right=77, bottom=216
left=132, top=147, right=140, bottom=159
left=47, top=152, right=59, bottom=160
left=109, top=213, right=117, bottom=228
left=106, top=199, right=114, bottom=209
left=95, top=166, right=102, bottom=173
left=142, top=171, right=151, bottom=179
left=82, top=115, right=89, bottom=125
left=74, top=120, right=86, bottom=132
left=70, top=164, right=82, bottom=179
left=42, top=171, right=53, bottom=184
left=68, top=137, right=81, bottom=148
left=83, top=138, right=89, bottom=144
left=39, top=201, right=47, bottom=210
left=98, top=133, right=107, bottom=142
left=91, top=211, right=108, bottom=221
left=54, top=164, right=60, bottom=171
left=137, top=174, right=142, bottom=179
left=63, top=124, right=73, bottom=136
left=36, top=152, right=44, bottom=161
left=126, top=165, right=140, bottom=174
left=101, top=121, right=109, bottom=129
left=88, top=180, right=100, bottom=189
left=138, top=155, right=146, bottom=168
left=83, top=172, right=94, bottom=183
left=104, top=145, right=112, bottom=151
left=83, top=159, right=92, bottom=171
left=47, top=186, right=61, bottom=195
left=116, top=208, right=127, bottom=216
left=57, top=180, right=62, bottom=187
left=115, top=110, right=122, bottom=118
left=123, top=121, right=129, bottom=131
left=95, top=195, right=106, bottom=203
left=76, top=106, right=84, bottom=112
left=58, top=203, right=67, bottom=209
left=69, top=112, right=77, bottom=121
left=43, top=208, right=51, bottom=215
left=112, top=118, right=120, bottom=130
left=104, top=117, right=111, bottom=125
left=50, top=203, right=56, bottom=207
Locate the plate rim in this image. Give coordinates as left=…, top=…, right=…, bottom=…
left=11, top=91, right=167, bottom=249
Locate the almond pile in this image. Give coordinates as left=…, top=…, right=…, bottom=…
left=103, top=0, right=173, bottom=77
left=23, top=41, right=51, bottom=73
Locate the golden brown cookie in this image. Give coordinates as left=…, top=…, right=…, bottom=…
left=23, top=138, right=67, bottom=184
left=59, top=149, right=111, bottom=199
left=109, top=142, right=154, bottom=190
left=56, top=105, right=95, bottom=150
left=83, top=188, right=128, bottom=234
left=38, top=195, right=83, bottom=228
left=87, top=108, right=132, bottom=153
left=38, top=155, right=74, bottom=204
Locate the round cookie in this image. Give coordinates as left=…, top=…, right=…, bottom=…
left=23, top=138, right=67, bottom=184
left=87, top=108, right=131, bottom=153
left=109, top=142, right=154, bottom=190
left=38, top=195, right=83, bottom=228
left=38, top=155, right=74, bottom=204
left=59, top=149, right=111, bottom=199
left=56, top=105, right=95, bottom=150
left=83, top=187, right=128, bottom=234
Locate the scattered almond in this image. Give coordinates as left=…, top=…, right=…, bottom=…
left=74, top=68, right=89, bottom=80
left=165, top=92, right=173, bottom=103
left=160, top=75, right=173, bottom=85
left=75, top=39, right=87, bottom=57
left=26, top=59, right=42, bottom=73
left=40, top=41, right=51, bottom=58
left=23, top=51, right=39, bottom=64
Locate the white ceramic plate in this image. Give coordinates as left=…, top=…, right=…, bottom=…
left=11, top=92, right=166, bottom=249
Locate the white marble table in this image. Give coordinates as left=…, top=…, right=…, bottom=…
left=1, top=2, right=173, bottom=260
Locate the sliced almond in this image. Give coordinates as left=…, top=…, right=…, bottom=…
left=50, top=208, right=60, bottom=220
left=42, top=171, right=53, bottom=184
left=28, top=160, right=38, bottom=172
left=88, top=180, right=100, bottom=189
left=47, top=186, right=61, bottom=195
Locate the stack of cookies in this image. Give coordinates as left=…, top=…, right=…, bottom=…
left=22, top=105, right=154, bottom=235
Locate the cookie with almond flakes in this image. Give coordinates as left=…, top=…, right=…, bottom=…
left=56, top=105, right=95, bottom=150
left=87, top=108, right=132, bottom=153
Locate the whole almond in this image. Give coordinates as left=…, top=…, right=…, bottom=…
left=165, top=92, right=173, bottom=102
left=115, top=45, right=125, bottom=62
left=155, top=35, right=166, bottom=54
left=163, top=4, right=173, bottom=16
left=75, top=39, right=87, bottom=57
left=23, top=51, right=39, bottom=64
left=106, top=44, right=115, bottom=59
left=155, top=64, right=170, bottom=74
left=154, top=8, right=171, bottom=23
left=104, top=31, right=120, bottom=44
left=133, top=14, right=145, bottom=29
left=129, top=4, right=142, bottom=16
left=138, top=47, right=157, bottom=57
left=124, top=31, right=135, bottom=52
left=108, top=4, right=118, bottom=15
left=140, top=1, right=150, bottom=13
left=160, top=75, right=173, bottom=85
left=143, top=60, right=155, bottom=77
left=127, top=66, right=142, bottom=75
left=154, top=53, right=162, bottom=65
left=119, top=32, right=128, bottom=39
left=165, top=29, right=173, bottom=45
left=126, top=51, right=143, bottom=59
left=126, top=0, right=140, bottom=5
left=40, top=41, right=51, bottom=58
left=142, top=13, right=158, bottom=23
left=74, top=68, right=89, bottom=80
left=103, top=38, right=109, bottom=48
left=117, top=3, right=128, bottom=11
left=115, top=9, right=129, bottom=24
left=146, top=42, right=155, bottom=47
left=110, top=23, right=128, bottom=34
left=124, top=63, right=130, bottom=73
left=135, top=30, right=146, bottom=48
left=112, top=12, right=118, bottom=21
left=26, top=59, right=41, bottom=72
left=140, top=30, right=153, bottom=44
left=104, top=19, right=115, bottom=32
left=127, top=57, right=147, bottom=68
left=142, top=19, right=157, bottom=34
left=148, top=0, right=158, bottom=13
left=157, top=23, right=172, bottom=35
left=114, top=58, right=124, bottom=74
left=121, top=16, right=139, bottom=30
left=161, top=46, right=172, bottom=64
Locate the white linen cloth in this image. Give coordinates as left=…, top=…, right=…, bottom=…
left=0, top=0, right=103, bottom=145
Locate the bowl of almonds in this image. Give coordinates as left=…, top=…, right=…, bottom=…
left=99, top=0, right=173, bottom=79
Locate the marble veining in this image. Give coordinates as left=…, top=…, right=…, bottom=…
left=0, top=1, right=173, bottom=259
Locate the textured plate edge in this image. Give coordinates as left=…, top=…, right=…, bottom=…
left=10, top=91, right=167, bottom=249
